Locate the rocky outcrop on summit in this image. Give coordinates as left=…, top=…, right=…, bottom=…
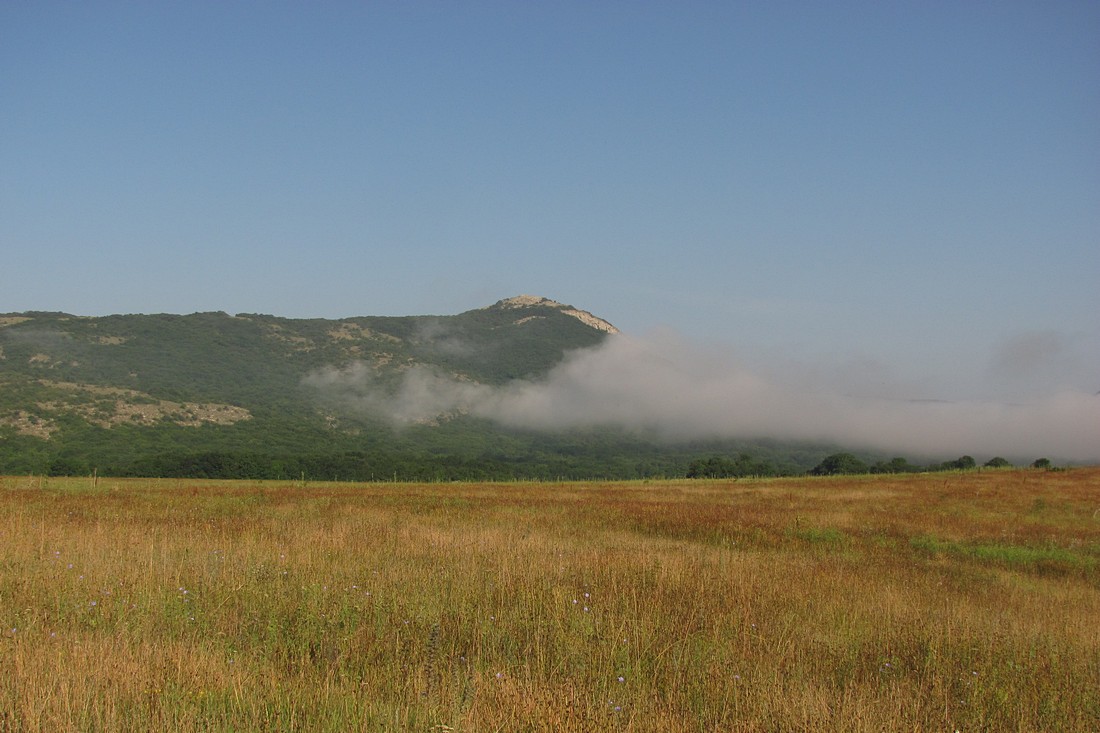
left=489, top=295, right=620, bottom=334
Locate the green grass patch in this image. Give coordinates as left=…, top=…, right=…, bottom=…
left=789, top=525, right=850, bottom=547
left=910, top=534, right=1097, bottom=575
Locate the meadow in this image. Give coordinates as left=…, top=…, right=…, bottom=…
left=2, top=468, right=1098, bottom=731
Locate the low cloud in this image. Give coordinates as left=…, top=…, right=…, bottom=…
left=303, top=361, right=490, bottom=424
left=413, top=319, right=478, bottom=359
left=306, top=332, right=1100, bottom=462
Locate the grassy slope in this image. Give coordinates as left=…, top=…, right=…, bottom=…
left=2, top=468, right=1097, bottom=731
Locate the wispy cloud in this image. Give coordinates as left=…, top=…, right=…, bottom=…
left=303, top=362, right=490, bottom=424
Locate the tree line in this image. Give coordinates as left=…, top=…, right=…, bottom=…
left=808, top=452, right=1052, bottom=476
left=10, top=443, right=1058, bottom=483
left=687, top=452, right=1055, bottom=479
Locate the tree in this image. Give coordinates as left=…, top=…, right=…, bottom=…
left=687, top=453, right=777, bottom=478
left=1031, top=457, right=1052, bottom=470
left=810, top=452, right=868, bottom=476
left=47, top=456, right=90, bottom=476
left=939, top=455, right=976, bottom=471
left=871, top=457, right=921, bottom=474
left=983, top=457, right=1012, bottom=468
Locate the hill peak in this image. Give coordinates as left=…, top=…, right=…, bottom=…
left=486, top=295, right=620, bottom=334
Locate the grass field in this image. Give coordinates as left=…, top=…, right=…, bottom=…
left=2, top=468, right=1099, bottom=731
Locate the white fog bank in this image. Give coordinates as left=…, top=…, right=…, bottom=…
left=306, top=332, right=1100, bottom=462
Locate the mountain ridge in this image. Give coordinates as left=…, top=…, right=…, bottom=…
left=485, top=295, right=620, bottom=334
left=0, top=297, right=842, bottom=479
left=0, top=296, right=691, bottom=477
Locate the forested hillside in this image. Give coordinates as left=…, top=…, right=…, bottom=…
left=0, top=297, right=893, bottom=479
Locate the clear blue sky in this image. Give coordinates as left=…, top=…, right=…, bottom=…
left=3, top=1, right=1097, bottom=404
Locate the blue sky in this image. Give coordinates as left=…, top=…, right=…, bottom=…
left=2, top=1, right=1098, bottom=408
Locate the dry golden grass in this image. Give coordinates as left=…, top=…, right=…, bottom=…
left=1, top=468, right=1098, bottom=731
